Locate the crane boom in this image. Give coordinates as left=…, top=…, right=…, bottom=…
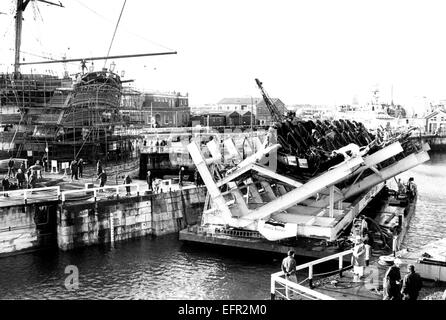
left=255, top=78, right=284, bottom=123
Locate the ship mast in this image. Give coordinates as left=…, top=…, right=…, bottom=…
left=14, top=0, right=64, bottom=75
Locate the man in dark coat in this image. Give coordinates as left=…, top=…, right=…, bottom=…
left=124, top=174, right=132, bottom=196
left=7, top=157, right=14, bottom=178
left=77, top=158, right=84, bottom=178
left=97, top=171, right=107, bottom=189
left=383, top=260, right=402, bottom=300
left=70, top=159, right=78, bottom=181
left=2, top=176, right=10, bottom=197
left=401, top=264, right=422, bottom=300
left=146, top=170, right=152, bottom=191
left=16, top=169, right=26, bottom=189
left=179, top=166, right=185, bottom=187
left=97, top=160, right=103, bottom=177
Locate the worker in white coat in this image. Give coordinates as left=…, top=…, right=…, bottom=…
left=352, top=237, right=366, bottom=280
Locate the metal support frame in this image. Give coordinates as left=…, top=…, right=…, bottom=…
left=329, top=185, right=335, bottom=218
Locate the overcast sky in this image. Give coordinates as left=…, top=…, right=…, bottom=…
left=1, top=0, right=445, bottom=113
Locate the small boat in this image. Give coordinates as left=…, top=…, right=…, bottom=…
left=398, top=238, right=446, bottom=282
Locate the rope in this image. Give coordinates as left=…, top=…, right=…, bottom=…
left=363, top=216, right=393, bottom=250
left=103, top=0, right=127, bottom=68
left=312, top=264, right=353, bottom=278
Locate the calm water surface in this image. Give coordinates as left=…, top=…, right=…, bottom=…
left=0, top=152, right=445, bottom=299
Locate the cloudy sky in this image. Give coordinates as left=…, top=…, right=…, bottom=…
left=1, top=0, right=445, bottom=113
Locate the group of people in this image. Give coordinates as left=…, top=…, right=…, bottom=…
left=143, top=167, right=203, bottom=194
left=2, top=158, right=44, bottom=196
left=281, top=242, right=423, bottom=300
left=396, top=177, right=417, bottom=201
left=383, top=260, right=423, bottom=300
left=69, top=158, right=84, bottom=181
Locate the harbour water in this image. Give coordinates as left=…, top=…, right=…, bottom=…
left=0, top=151, right=445, bottom=300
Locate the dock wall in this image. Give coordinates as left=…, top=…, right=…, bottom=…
left=410, top=135, right=446, bottom=151
left=57, top=187, right=206, bottom=251
left=0, top=202, right=58, bottom=256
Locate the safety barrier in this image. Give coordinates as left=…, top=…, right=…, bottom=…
left=61, top=183, right=140, bottom=203
left=270, top=249, right=354, bottom=300
left=1, top=186, right=60, bottom=205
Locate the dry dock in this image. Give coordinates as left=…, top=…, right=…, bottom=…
left=0, top=167, right=205, bottom=256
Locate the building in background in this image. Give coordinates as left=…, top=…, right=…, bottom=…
left=256, top=98, right=287, bottom=125
left=120, top=89, right=190, bottom=127
left=216, top=97, right=261, bottom=115
left=425, top=109, right=446, bottom=134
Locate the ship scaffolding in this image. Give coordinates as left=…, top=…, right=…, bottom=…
left=0, top=71, right=143, bottom=163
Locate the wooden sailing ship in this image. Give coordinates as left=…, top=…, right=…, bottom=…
left=0, top=0, right=176, bottom=164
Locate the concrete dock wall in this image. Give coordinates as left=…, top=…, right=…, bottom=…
left=57, top=187, right=206, bottom=251
left=410, top=135, right=446, bottom=151
left=0, top=202, right=58, bottom=255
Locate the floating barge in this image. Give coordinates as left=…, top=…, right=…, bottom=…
left=180, top=183, right=385, bottom=259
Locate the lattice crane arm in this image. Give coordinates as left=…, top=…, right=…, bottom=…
left=255, top=78, right=283, bottom=123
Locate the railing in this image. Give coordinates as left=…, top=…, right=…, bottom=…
left=61, top=183, right=140, bottom=203
left=270, top=249, right=354, bottom=300
left=1, top=186, right=60, bottom=205
left=140, top=146, right=182, bottom=154
left=188, top=225, right=263, bottom=239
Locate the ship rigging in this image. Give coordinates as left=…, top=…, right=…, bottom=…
left=0, top=0, right=177, bottom=164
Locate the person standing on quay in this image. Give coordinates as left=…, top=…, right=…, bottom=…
left=41, top=154, right=48, bottom=172
left=28, top=171, right=37, bottom=189
left=2, top=176, right=10, bottom=197
left=401, top=264, right=422, bottom=301
left=20, top=161, right=26, bottom=174
left=281, top=250, right=297, bottom=299
left=70, top=159, right=78, bottom=181
left=16, top=169, right=26, bottom=189
left=146, top=170, right=152, bottom=191
left=7, top=157, right=14, bottom=178
left=124, top=174, right=132, bottom=196
left=383, top=259, right=402, bottom=300
left=97, top=160, right=103, bottom=177
left=179, top=166, right=185, bottom=187
left=97, top=170, right=107, bottom=190
left=77, top=158, right=84, bottom=178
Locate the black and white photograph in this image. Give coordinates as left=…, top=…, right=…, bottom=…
left=0, top=0, right=446, bottom=308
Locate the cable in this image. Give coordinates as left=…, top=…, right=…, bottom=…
left=72, top=0, right=175, bottom=51
left=103, top=0, right=127, bottom=68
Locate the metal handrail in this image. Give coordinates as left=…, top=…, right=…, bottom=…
left=271, top=275, right=335, bottom=300
left=2, top=186, right=60, bottom=204
left=61, top=183, right=140, bottom=202
left=270, top=248, right=354, bottom=300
